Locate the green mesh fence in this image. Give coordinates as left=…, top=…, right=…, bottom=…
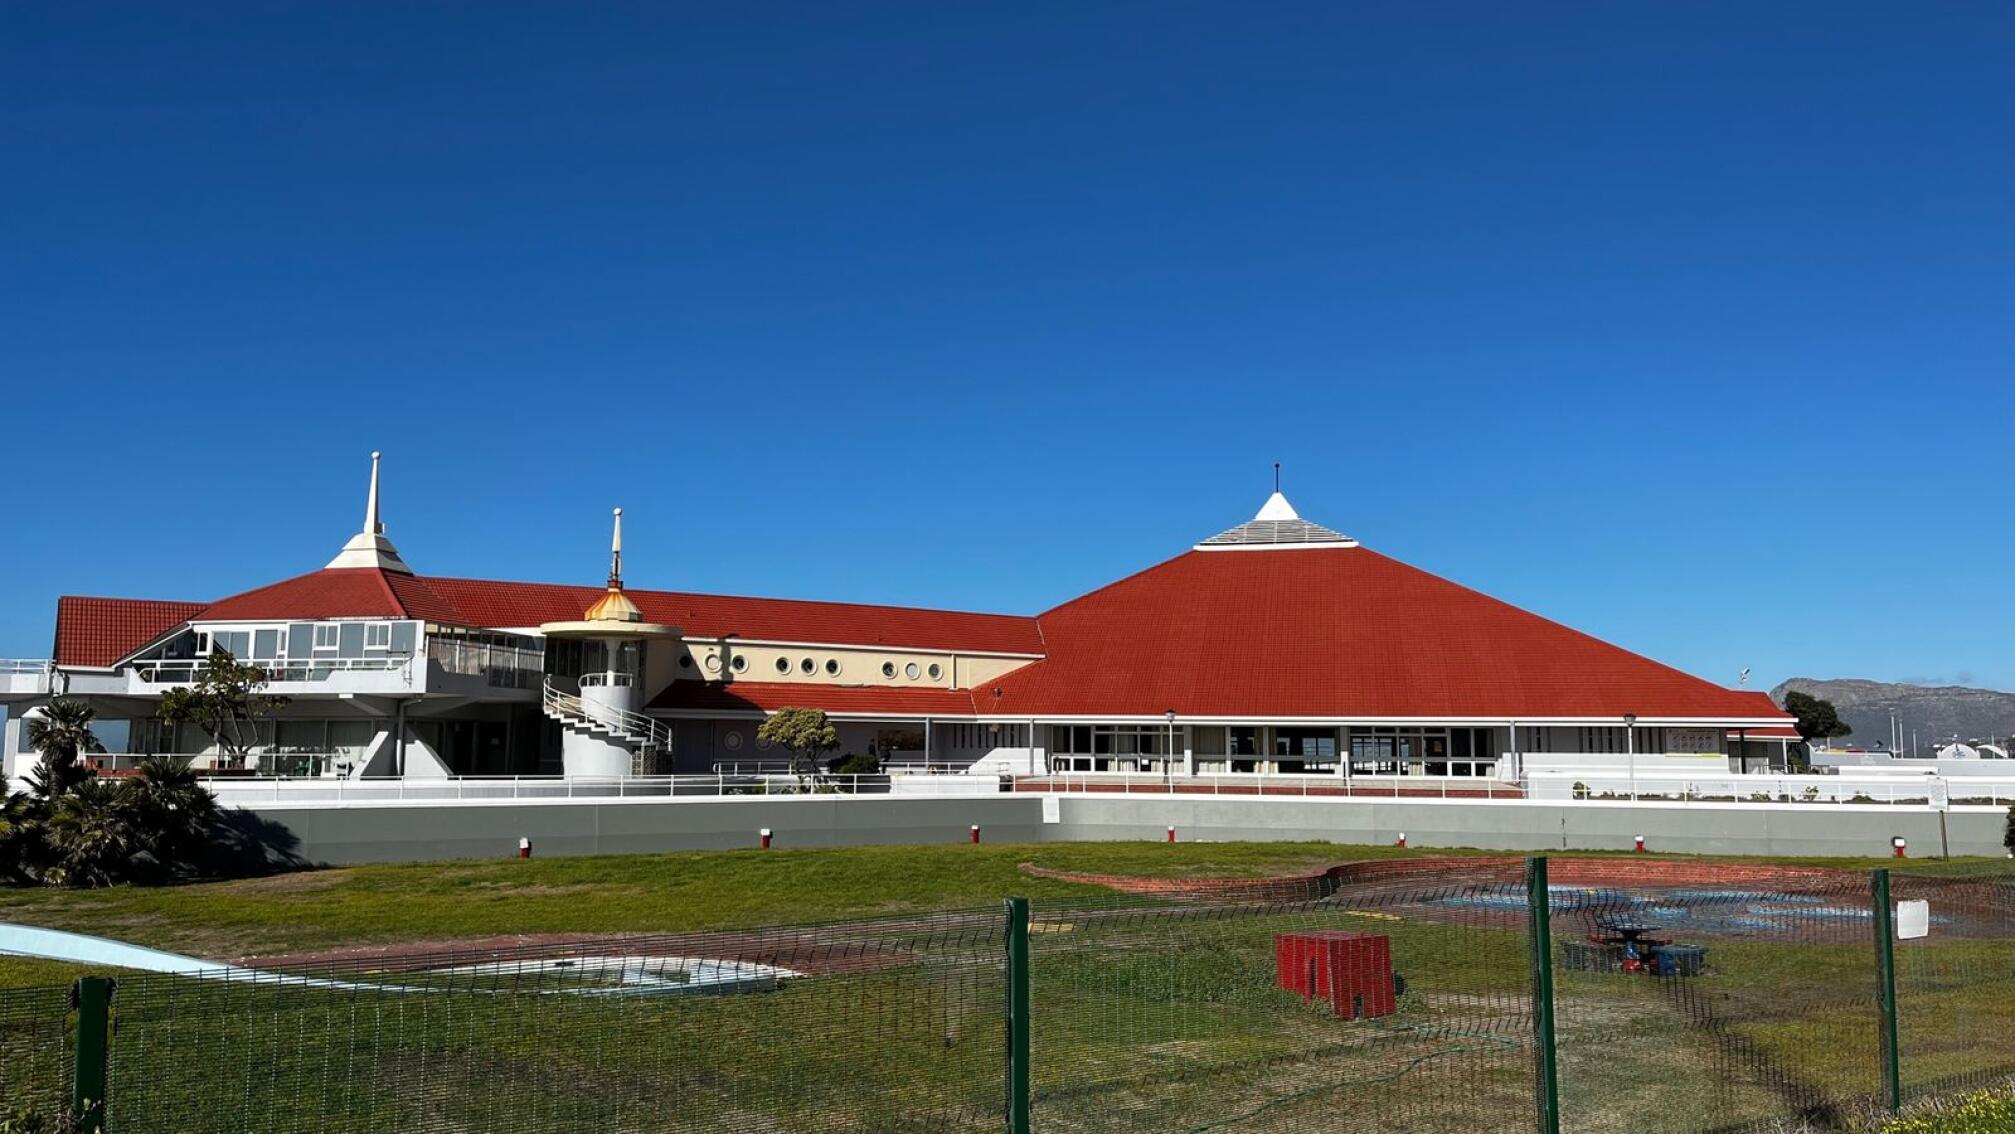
left=7, top=861, right=2015, bottom=1133
left=92, top=911, right=1006, bottom=1133
left=1025, top=861, right=1537, bottom=1134
left=1890, top=872, right=2015, bottom=1103
left=0, top=981, right=73, bottom=1130
left=1546, top=865, right=1887, bottom=1133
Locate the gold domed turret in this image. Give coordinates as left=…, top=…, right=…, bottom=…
left=538, top=507, right=679, bottom=641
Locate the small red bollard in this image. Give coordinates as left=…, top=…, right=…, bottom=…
left=1634, top=835, right=1646, bottom=854
left=1892, top=836, right=1907, bottom=859
left=1167, top=826, right=1177, bottom=843
left=970, top=825, right=981, bottom=844
left=759, top=828, right=773, bottom=849
left=517, top=837, right=531, bottom=860
left=1396, top=832, right=1407, bottom=849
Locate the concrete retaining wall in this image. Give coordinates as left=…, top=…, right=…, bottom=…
left=241, top=792, right=2010, bottom=865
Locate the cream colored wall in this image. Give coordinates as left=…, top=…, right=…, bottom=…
left=651, top=639, right=1037, bottom=693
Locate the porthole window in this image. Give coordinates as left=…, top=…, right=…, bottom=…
left=881, top=661, right=897, bottom=678
left=800, top=657, right=816, bottom=675
left=723, top=732, right=744, bottom=751
left=904, top=662, right=921, bottom=680
left=825, top=659, right=841, bottom=676
left=731, top=655, right=748, bottom=673
left=775, top=657, right=791, bottom=674
left=927, top=662, right=943, bottom=680
left=704, top=654, right=721, bottom=673
left=679, top=654, right=694, bottom=670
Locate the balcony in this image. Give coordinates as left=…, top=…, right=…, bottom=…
left=424, top=638, right=544, bottom=696
left=129, top=655, right=420, bottom=696
left=0, top=660, right=53, bottom=697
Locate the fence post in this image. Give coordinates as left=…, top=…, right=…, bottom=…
left=1005, top=896, right=1032, bottom=1134
left=1526, top=857, right=1562, bottom=1134
left=1872, top=868, right=1903, bottom=1112
left=71, top=975, right=114, bottom=1133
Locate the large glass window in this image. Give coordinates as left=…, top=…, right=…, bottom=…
left=1348, top=727, right=1497, bottom=777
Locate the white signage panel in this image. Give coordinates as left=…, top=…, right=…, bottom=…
left=1896, top=900, right=1930, bottom=940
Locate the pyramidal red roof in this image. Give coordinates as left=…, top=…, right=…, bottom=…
left=980, top=547, right=1790, bottom=722
left=52, top=597, right=208, bottom=668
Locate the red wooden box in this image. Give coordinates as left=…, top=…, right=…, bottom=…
left=1274, top=931, right=1395, bottom=1020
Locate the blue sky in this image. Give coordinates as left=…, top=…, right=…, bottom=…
left=3, top=2, right=2011, bottom=692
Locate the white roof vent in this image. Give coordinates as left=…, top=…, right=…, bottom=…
left=1194, top=474, right=1357, bottom=551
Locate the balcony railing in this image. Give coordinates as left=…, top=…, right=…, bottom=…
left=425, top=639, right=544, bottom=690
left=131, top=657, right=413, bottom=685
left=0, top=659, right=53, bottom=674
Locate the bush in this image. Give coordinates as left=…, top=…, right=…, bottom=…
left=2003, top=804, right=2015, bottom=856
left=1884, top=1088, right=2015, bottom=1133
left=828, top=753, right=882, bottom=777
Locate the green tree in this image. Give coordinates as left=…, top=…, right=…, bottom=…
left=2004, top=804, right=2015, bottom=858
left=43, top=778, right=141, bottom=889
left=158, top=649, right=290, bottom=767
left=756, top=707, right=840, bottom=791
left=1783, top=690, right=1852, bottom=746
left=23, top=697, right=99, bottom=801
left=126, top=755, right=219, bottom=879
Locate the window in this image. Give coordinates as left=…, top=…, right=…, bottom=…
left=824, top=659, right=841, bottom=676
left=800, top=657, right=816, bottom=675
left=881, top=661, right=897, bottom=678
left=679, top=654, right=694, bottom=669
left=313, top=624, right=340, bottom=651
left=704, top=653, right=722, bottom=673
left=776, top=657, right=792, bottom=674
left=252, top=629, right=279, bottom=660
left=927, top=662, right=943, bottom=680
left=731, top=655, right=748, bottom=673
left=364, top=623, right=391, bottom=650
left=904, top=662, right=920, bottom=679
left=193, top=631, right=212, bottom=655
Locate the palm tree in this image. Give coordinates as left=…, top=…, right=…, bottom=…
left=23, top=697, right=99, bottom=802
left=44, top=779, right=139, bottom=889
left=0, top=790, right=44, bottom=884
left=127, top=756, right=217, bottom=877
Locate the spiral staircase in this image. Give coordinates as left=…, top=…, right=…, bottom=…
left=542, top=676, right=671, bottom=776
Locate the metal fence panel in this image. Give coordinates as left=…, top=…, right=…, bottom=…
left=1546, top=864, right=1884, bottom=1133
left=95, top=911, right=1008, bottom=1133
left=1890, top=872, right=2015, bottom=1103
left=1026, top=861, right=1537, bottom=1134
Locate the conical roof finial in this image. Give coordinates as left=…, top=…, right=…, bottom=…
left=326, top=450, right=413, bottom=573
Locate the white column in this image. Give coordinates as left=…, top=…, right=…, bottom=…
left=1182, top=726, right=1194, bottom=778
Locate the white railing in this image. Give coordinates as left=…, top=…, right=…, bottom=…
left=1525, top=771, right=2015, bottom=807
left=131, top=656, right=413, bottom=685
left=1014, top=772, right=1527, bottom=799
left=74, top=751, right=350, bottom=777
left=198, top=772, right=1007, bottom=805
left=541, top=677, right=672, bottom=751
left=426, top=639, right=544, bottom=689
left=0, top=659, right=52, bottom=673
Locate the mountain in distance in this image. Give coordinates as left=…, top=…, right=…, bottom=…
left=1772, top=677, right=2015, bottom=752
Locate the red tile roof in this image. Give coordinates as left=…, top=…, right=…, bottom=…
left=979, top=548, right=1795, bottom=722
left=417, top=576, right=1045, bottom=654
left=51, top=569, right=1043, bottom=666
left=53, top=597, right=207, bottom=668
left=647, top=680, right=980, bottom=717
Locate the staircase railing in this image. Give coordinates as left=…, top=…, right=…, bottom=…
left=541, top=676, right=672, bottom=752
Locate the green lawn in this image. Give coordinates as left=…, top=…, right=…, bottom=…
left=4, top=844, right=2013, bottom=1133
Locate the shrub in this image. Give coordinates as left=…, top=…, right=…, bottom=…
left=828, top=753, right=882, bottom=777
left=1884, top=1087, right=2015, bottom=1133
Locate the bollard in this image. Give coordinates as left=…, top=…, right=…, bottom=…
left=760, top=828, right=773, bottom=849
left=517, top=837, right=531, bottom=860
left=1396, top=832, right=1407, bottom=849
left=1634, top=835, right=1646, bottom=854
left=1167, top=826, right=1176, bottom=844
left=1892, top=836, right=1906, bottom=859
left=971, top=825, right=981, bottom=845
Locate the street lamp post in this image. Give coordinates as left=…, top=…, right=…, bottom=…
left=1624, top=713, right=1638, bottom=802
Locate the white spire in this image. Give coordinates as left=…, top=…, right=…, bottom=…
left=326, top=450, right=413, bottom=573
left=609, top=507, right=624, bottom=585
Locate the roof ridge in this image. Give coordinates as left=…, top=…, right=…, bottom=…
left=418, top=573, right=1034, bottom=623
left=368, top=567, right=405, bottom=618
